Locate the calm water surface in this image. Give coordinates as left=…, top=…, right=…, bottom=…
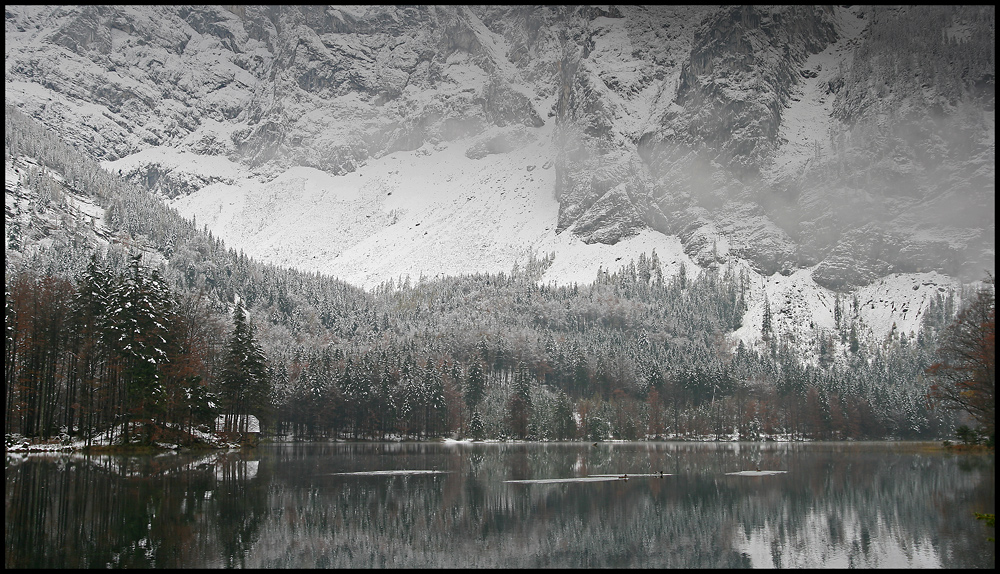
left=5, top=441, right=994, bottom=568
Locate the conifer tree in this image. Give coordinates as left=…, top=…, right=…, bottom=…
left=465, top=362, right=486, bottom=412
left=468, top=409, right=485, bottom=440
left=219, top=303, right=270, bottom=434
left=507, top=363, right=533, bottom=439
left=110, top=255, right=177, bottom=443
left=761, top=295, right=774, bottom=342
left=553, top=390, right=577, bottom=440
left=420, top=357, right=446, bottom=438
left=69, top=255, right=115, bottom=439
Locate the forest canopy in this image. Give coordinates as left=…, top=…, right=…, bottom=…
left=3, top=103, right=977, bottom=445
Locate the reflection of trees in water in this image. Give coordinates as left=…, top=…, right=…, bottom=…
left=5, top=444, right=993, bottom=568
left=719, top=446, right=993, bottom=567
left=4, top=451, right=268, bottom=568
left=214, top=452, right=270, bottom=568
left=242, top=443, right=993, bottom=568
left=6, top=454, right=211, bottom=568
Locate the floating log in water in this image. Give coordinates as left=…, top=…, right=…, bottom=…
left=505, top=476, right=622, bottom=484
left=332, top=470, right=450, bottom=476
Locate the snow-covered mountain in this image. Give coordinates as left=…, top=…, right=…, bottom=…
left=5, top=5, right=995, bottom=344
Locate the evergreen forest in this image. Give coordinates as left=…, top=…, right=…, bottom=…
left=4, top=104, right=975, bottom=446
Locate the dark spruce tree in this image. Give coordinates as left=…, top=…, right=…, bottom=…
left=507, top=363, right=533, bottom=439
left=465, top=362, right=486, bottom=412
left=218, top=303, right=270, bottom=435
left=70, top=256, right=114, bottom=440
left=110, top=255, right=178, bottom=444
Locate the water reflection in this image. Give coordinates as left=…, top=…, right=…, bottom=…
left=4, top=450, right=268, bottom=568
left=5, top=442, right=994, bottom=568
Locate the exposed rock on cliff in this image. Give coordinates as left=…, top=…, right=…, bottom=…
left=5, top=5, right=994, bottom=289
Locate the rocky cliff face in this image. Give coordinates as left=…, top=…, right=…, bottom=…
left=5, top=5, right=994, bottom=289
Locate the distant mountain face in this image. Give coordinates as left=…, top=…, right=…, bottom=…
left=5, top=5, right=995, bottom=290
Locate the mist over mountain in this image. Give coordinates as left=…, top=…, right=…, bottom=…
left=4, top=5, right=994, bottom=301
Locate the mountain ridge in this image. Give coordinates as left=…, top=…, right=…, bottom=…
left=4, top=5, right=994, bottom=296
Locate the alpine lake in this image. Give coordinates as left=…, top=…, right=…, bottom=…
left=5, top=441, right=994, bottom=569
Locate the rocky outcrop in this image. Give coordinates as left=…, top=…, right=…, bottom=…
left=5, top=5, right=994, bottom=288
left=465, top=126, right=537, bottom=160
left=666, top=5, right=837, bottom=174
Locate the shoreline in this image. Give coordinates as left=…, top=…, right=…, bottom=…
left=7, top=437, right=993, bottom=456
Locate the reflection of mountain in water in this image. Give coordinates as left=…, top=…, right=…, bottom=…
left=4, top=443, right=994, bottom=568
left=251, top=442, right=993, bottom=568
